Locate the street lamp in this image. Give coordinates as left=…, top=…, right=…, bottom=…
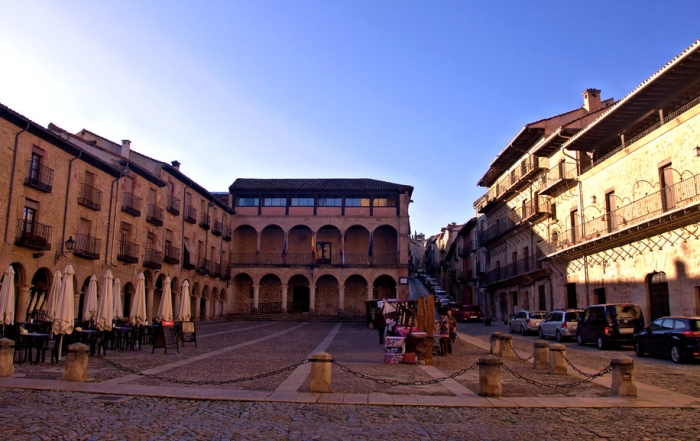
left=65, top=236, right=76, bottom=252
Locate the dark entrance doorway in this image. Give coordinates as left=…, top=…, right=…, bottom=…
left=649, top=272, right=670, bottom=321
left=291, top=286, right=310, bottom=313
left=566, top=283, right=577, bottom=308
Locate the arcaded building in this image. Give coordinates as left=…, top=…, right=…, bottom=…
left=226, top=178, right=414, bottom=316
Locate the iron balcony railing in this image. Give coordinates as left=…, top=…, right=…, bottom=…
left=25, top=161, right=53, bottom=193
left=163, top=243, right=180, bottom=264
left=210, top=262, right=221, bottom=278
left=222, top=226, right=232, bottom=241
left=15, top=220, right=52, bottom=250
left=480, top=156, right=548, bottom=211
left=197, top=258, right=211, bottom=274
left=542, top=173, right=700, bottom=254
left=483, top=254, right=543, bottom=286
left=199, top=213, right=211, bottom=230
left=74, top=234, right=100, bottom=259
left=122, top=192, right=142, bottom=217
left=182, top=251, right=196, bottom=269
left=143, top=247, right=163, bottom=269
left=166, top=194, right=180, bottom=216
left=147, top=204, right=164, bottom=226
left=538, top=161, right=578, bottom=196
left=117, top=240, right=139, bottom=263
left=78, top=183, right=102, bottom=211
left=212, top=220, right=223, bottom=236
left=184, top=205, right=197, bottom=224
left=228, top=252, right=396, bottom=266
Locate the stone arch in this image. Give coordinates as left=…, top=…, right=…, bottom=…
left=371, top=225, right=398, bottom=265
left=123, top=282, right=135, bottom=318
left=232, top=273, right=254, bottom=314
left=344, top=225, right=371, bottom=265
left=77, top=275, right=94, bottom=321
left=260, top=225, right=285, bottom=265
left=287, top=274, right=311, bottom=313
left=259, top=274, right=283, bottom=313
left=27, top=267, right=52, bottom=320
left=154, top=274, right=167, bottom=321
left=316, top=225, right=341, bottom=265
left=315, top=274, right=339, bottom=315
left=344, top=274, right=369, bottom=316
left=288, top=225, right=314, bottom=265
left=231, top=225, right=258, bottom=263
left=372, top=274, right=397, bottom=300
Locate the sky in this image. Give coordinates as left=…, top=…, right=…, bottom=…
left=1, top=1, right=699, bottom=237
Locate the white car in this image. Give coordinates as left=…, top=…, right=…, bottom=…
left=509, top=310, right=547, bottom=335
left=538, top=309, right=583, bottom=342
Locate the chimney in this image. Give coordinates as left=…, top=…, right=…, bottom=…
left=583, top=89, right=602, bottom=112
left=171, top=160, right=181, bottom=170
left=121, top=140, right=131, bottom=158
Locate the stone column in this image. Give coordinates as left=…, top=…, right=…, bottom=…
left=490, top=332, right=501, bottom=355
left=309, top=285, right=316, bottom=314
left=499, top=334, right=514, bottom=358
left=193, top=297, right=201, bottom=320
left=0, top=338, right=15, bottom=377
left=281, top=285, right=288, bottom=313
left=252, top=284, right=260, bottom=313
left=310, top=351, right=333, bottom=393
left=611, top=356, right=637, bottom=397
left=146, top=287, right=154, bottom=322
left=549, top=343, right=567, bottom=375
left=533, top=341, right=549, bottom=370
left=204, top=298, right=210, bottom=320
left=62, top=343, right=90, bottom=382
left=366, top=286, right=373, bottom=301
left=16, top=284, right=31, bottom=323
left=337, top=286, right=345, bottom=315
left=478, top=355, right=502, bottom=397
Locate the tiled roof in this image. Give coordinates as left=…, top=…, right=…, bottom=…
left=229, top=178, right=413, bottom=194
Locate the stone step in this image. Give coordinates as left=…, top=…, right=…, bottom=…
left=223, top=313, right=366, bottom=323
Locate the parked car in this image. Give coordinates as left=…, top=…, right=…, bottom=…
left=509, top=310, right=547, bottom=335
left=538, top=309, right=583, bottom=342
left=576, top=303, right=645, bottom=349
left=455, top=304, right=483, bottom=322
left=634, top=316, right=700, bottom=363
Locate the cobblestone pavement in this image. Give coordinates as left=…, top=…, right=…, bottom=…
left=1, top=310, right=700, bottom=439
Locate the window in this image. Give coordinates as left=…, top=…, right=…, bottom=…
left=346, top=197, right=370, bottom=207
left=318, top=197, right=342, bottom=207
left=22, top=204, right=37, bottom=233
left=263, top=197, right=286, bottom=207
left=237, top=197, right=259, bottom=207
left=373, top=198, right=388, bottom=207
left=290, top=197, right=314, bottom=207
left=29, top=151, right=43, bottom=180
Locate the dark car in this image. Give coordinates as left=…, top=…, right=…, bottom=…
left=577, top=303, right=645, bottom=349
left=455, top=304, right=483, bottom=322
left=634, top=316, right=700, bottom=363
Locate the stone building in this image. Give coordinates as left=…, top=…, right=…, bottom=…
left=0, top=102, right=232, bottom=324
left=474, top=38, right=700, bottom=323
left=226, top=178, right=414, bottom=315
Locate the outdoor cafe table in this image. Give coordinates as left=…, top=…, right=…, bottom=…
left=18, top=332, right=50, bottom=364
left=74, top=329, right=98, bottom=355
left=113, top=326, right=135, bottom=350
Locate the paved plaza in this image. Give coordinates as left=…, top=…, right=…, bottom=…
left=1, top=316, right=700, bottom=440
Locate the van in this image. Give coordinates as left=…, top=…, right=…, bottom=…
left=576, top=303, right=645, bottom=350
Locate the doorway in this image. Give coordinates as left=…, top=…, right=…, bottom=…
left=291, top=286, right=310, bottom=313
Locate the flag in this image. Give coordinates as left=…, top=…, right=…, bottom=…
left=340, top=238, right=345, bottom=265
left=368, top=232, right=373, bottom=257
left=281, top=234, right=288, bottom=261
left=311, top=232, right=317, bottom=263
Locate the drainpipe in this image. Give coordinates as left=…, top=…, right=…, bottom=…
left=5, top=122, right=30, bottom=244
left=109, top=163, right=130, bottom=267
left=59, top=151, right=82, bottom=258
left=181, top=179, right=192, bottom=269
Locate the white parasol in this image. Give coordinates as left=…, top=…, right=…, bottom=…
left=0, top=266, right=16, bottom=329
left=112, top=277, right=123, bottom=321
left=177, top=280, right=191, bottom=322
left=129, top=272, right=147, bottom=326
left=155, top=276, right=173, bottom=322
left=53, top=264, right=75, bottom=335
left=94, top=270, right=114, bottom=332
left=82, top=275, right=98, bottom=325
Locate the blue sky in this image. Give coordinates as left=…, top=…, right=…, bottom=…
left=1, top=1, right=699, bottom=237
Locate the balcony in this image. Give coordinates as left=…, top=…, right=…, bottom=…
left=184, top=205, right=197, bottom=224
left=520, top=197, right=552, bottom=224
left=212, top=220, right=222, bottom=236
left=220, top=266, right=232, bottom=281
left=199, top=213, right=210, bottom=230
left=539, top=161, right=578, bottom=196
left=24, top=162, right=53, bottom=193
left=15, top=220, right=52, bottom=250
left=182, top=251, right=196, bottom=270
left=163, top=243, right=180, bottom=265
left=372, top=253, right=398, bottom=266
left=146, top=204, right=164, bottom=226
left=73, top=234, right=100, bottom=260
left=478, top=211, right=520, bottom=246
left=542, top=173, right=700, bottom=258
left=222, top=226, right=232, bottom=241
left=122, top=192, right=142, bottom=217
left=78, top=183, right=102, bottom=211
left=478, top=156, right=548, bottom=213
left=482, top=254, right=546, bottom=288
left=197, top=258, right=211, bottom=275
left=210, top=262, right=221, bottom=278
left=143, top=247, right=163, bottom=269
left=117, top=240, right=139, bottom=264
left=166, top=194, right=180, bottom=216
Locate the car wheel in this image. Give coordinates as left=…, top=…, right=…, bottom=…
left=577, top=333, right=585, bottom=346
left=509, top=323, right=514, bottom=333
left=556, top=330, right=563, bottom=343
left=521, top=325, right=526, bottom=336
left=671, top=345, right=683, bottom=364
left=635, top=341, right=646, bottom=357
left=538, top=327, right=545, bottom=339
left=596, top=335, right=606, bottom=350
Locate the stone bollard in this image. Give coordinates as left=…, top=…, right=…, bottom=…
left=62, top=343, right=90, bottom=382
left=478, top=355, right=502, bottom=397
left=549, top=343, right=567, bottom=375
left=533, top=341, right=549, bottom=370
left=611, top=356, right=637, bottom=397
left=489, top=332, right=501, bottom=355
left=499, top=334, right=514, bottom=358
left=310, top=351, right=333, bottom=393
left=0, top=338, right=15, bottom=377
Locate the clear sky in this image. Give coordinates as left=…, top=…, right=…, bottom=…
left=1, top=1, right=699, bottom=237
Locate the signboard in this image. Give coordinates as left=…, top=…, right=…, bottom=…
left=181, top=321, right=197, bottom=347
left=399, top=277, right=408, bottom=285
left=152, top=324, right=179, bottom=354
